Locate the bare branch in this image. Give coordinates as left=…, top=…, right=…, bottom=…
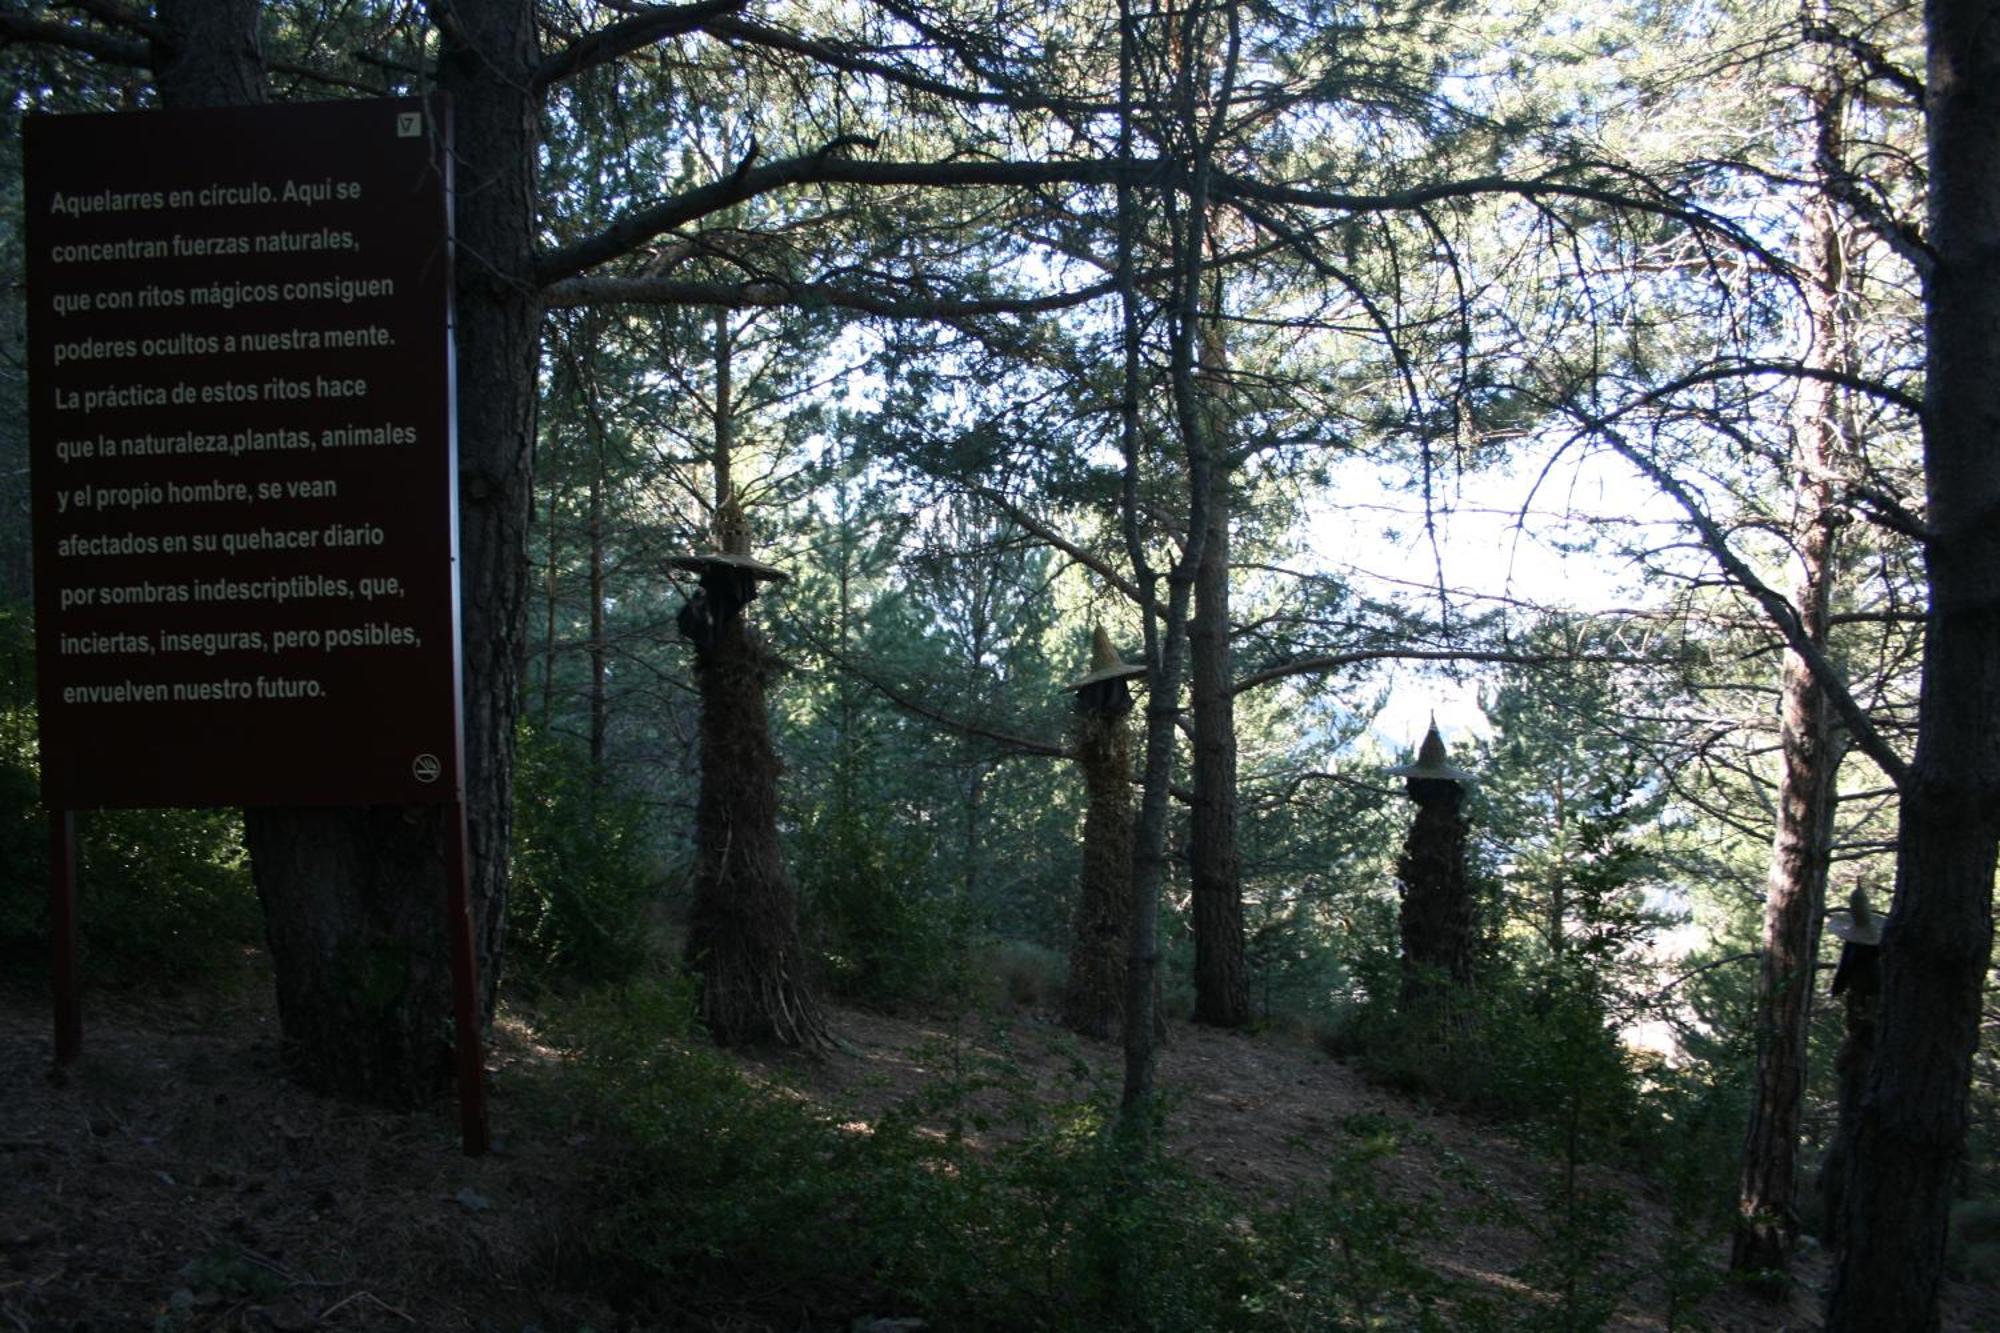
left=1231, top=648, right=1645, bottom=697
left=541, top=148, right=1803, bottom=293
left=542, top=272, right=1122, bottom=320
left=967, top=484, right=1144, bottom=604
left=808, top=637, right=1069, bottom=760
left=535, top=0, right=747, bottom=90
left=1214, top=164, right=1799, bottom=277
left=703, top=15, right=1111, bottom=115
left=0, top=12, right=150, bottom=66
left=1587, top=419, right=1911, bottom=787
left=1626, top=357, right=1924, bottom=420
left=1803, top=19, right=1925, bottom=109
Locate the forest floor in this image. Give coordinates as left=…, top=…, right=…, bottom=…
left=3, top=965, right=1996, bottom=1332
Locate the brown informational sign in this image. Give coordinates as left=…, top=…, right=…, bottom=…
left=26, top=97, right=460, bottom=808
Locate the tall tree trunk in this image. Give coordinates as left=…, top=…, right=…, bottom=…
left=1731, top=149, right=1846, bottom=1282
left=1116, top=0, right=1237, bottom=1123
left=1065, top=692, right=1137, bottom=1039
left=1547, top=772, right=1568, bottom=960
left=677, top=323, right=823, bottom=1048
left=1819, top=936, right=1880, bottom=1254
left=713, top=311, right=735, bottom=508
left=433, top=0, right=540, bottom=1024
left=158, top=0, right=538, bottom=1104
left=1827, top=2, right=2000, bottom=1324
left=962, top=763, right=986, bottom=904
left=1111, top=0, right=1158, bottom=1124
left=151, top=0, right=261, bottom=107
left=587, top=433, right=607, bottom=783
left=1189, top=457, right=1247, bottom=1027
left=683, top=588, right=826, bottom=1047
left=539, top=475, right=560, bottom=730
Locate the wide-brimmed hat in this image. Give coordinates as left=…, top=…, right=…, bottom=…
left=1067, top=626, right=1146, bottom=691
left=668, top=493, right=789, bottom=583
left=1386, top=720, right=1475, bottom=782
left=1828, top=888, right=1884, bottom=946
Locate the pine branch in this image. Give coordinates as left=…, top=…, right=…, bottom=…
left=967, top=484, right=1144, bottom=605
left=1802, top=20, right=1925, bottom=109
left=703, top=15, right=1113, bottom=115
left=1230, top=648, right=1644, bottom=697
left=535, top=149, right=1129, bottom=286
left=63, top=0, right=157, bottom=37
left=0, top=12, right=150, bottom=66
left=534, top=0, right=748, bottom=90
left=1586, top=419, right=1911, bottom=788
left=807, top=636, right=1069, bottom=761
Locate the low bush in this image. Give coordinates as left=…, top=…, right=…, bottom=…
left=796, top=795, right=960, bottom=1009
left=508, top=724, right=663, bottom=990
left=1949, top=1199, right=2000, bottom=1283
left=0, top=604, right=258, bottom=986
left=971, top=937, right=1068, bottom=1011
left=538, top=981, right=1462, bottom=1331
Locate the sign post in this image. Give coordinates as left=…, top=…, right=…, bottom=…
left=49, top=811, right=79, bottom=1066
left=25, top=97, right=487, bottom=1154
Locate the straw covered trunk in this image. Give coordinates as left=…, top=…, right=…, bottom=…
left=1396, top=777, right=1476, bottom=1011
left=683, top=602, right=825, bottom=1048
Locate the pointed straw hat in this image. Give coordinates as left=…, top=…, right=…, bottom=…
left=668, top=491, right=789, bottom=583
left=1386, top=719, right=1475, bottom=782
left=1067, top=625, right=1147, bottom=691
left=1827, top=887, right=1885, bottom=946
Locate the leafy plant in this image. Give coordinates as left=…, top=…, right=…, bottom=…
left=508, top=723, right=662, bottom=990
left=0, top=604, right=257, bottom=985
left=796, top=783, right=958, bottom=1008
left=541, top=981, right=1468, bottom=1331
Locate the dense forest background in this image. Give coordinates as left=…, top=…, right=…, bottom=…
left=2, top=0, right=1997, bottom=1328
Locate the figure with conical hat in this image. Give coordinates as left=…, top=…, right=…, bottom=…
left=1061, top=627, right=1146, bottom=1039
left=1389, top=719, right=1478, bottom=1015
left=1819, top=888, right=1885, bottom=1250
left=671, top=492, right=826, bottom=1048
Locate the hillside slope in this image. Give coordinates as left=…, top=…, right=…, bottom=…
left=2, top=976, right=1992, bottom=1330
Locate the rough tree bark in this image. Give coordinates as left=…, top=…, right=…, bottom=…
left=586, top=411, right=608, bottom=782
left=1826, top=1, right=2000, bottom=1324
left=1395, top=776, right=1475, bottom=1012
left=1064, top=684, right=1138, bottom=1040
left=1731, top=141, right=1847, bottom=1282
left=672, top=311, right=826, bottom=1047
left=151, top=0, right=538, bottom=1106
left=151, top=0, right=261, bottom=107
left=436, top=0, right=542, bottom=1028
left=681, top=569, right=826, bottom=1048
left=1116, top=0, right=1239, bottom=1125
left=1820, top=923, right=1881, bottom=1253
left=1188, top=332, right=1248, bottom=1028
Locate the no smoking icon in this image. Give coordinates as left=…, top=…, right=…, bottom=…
left=412, top=753, right=442, bottom=784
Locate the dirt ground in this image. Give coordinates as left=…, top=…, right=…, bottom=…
left=3, top=970, right=1994, bottom=1331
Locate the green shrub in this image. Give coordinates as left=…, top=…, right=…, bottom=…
left=508, top=724, right=662, bottom=990
left=971, top=937, right=1068, bottom=1011
left=540, top=981, right=1464, bottom=1330
left=1326, top=941, right=1640, bottom=1148
left=1949, top=1199, right=2000, bottom=1283
left=796, top=792, right=958, bottom=1007
left=0, top=604, right=257, bottom=985
left=1248, top=1117, right=1457, bottom=1331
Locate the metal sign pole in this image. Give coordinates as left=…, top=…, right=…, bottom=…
left=50, top=809, right=79, bottom=1066
left=443, top=799, right=489, bottom=1156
